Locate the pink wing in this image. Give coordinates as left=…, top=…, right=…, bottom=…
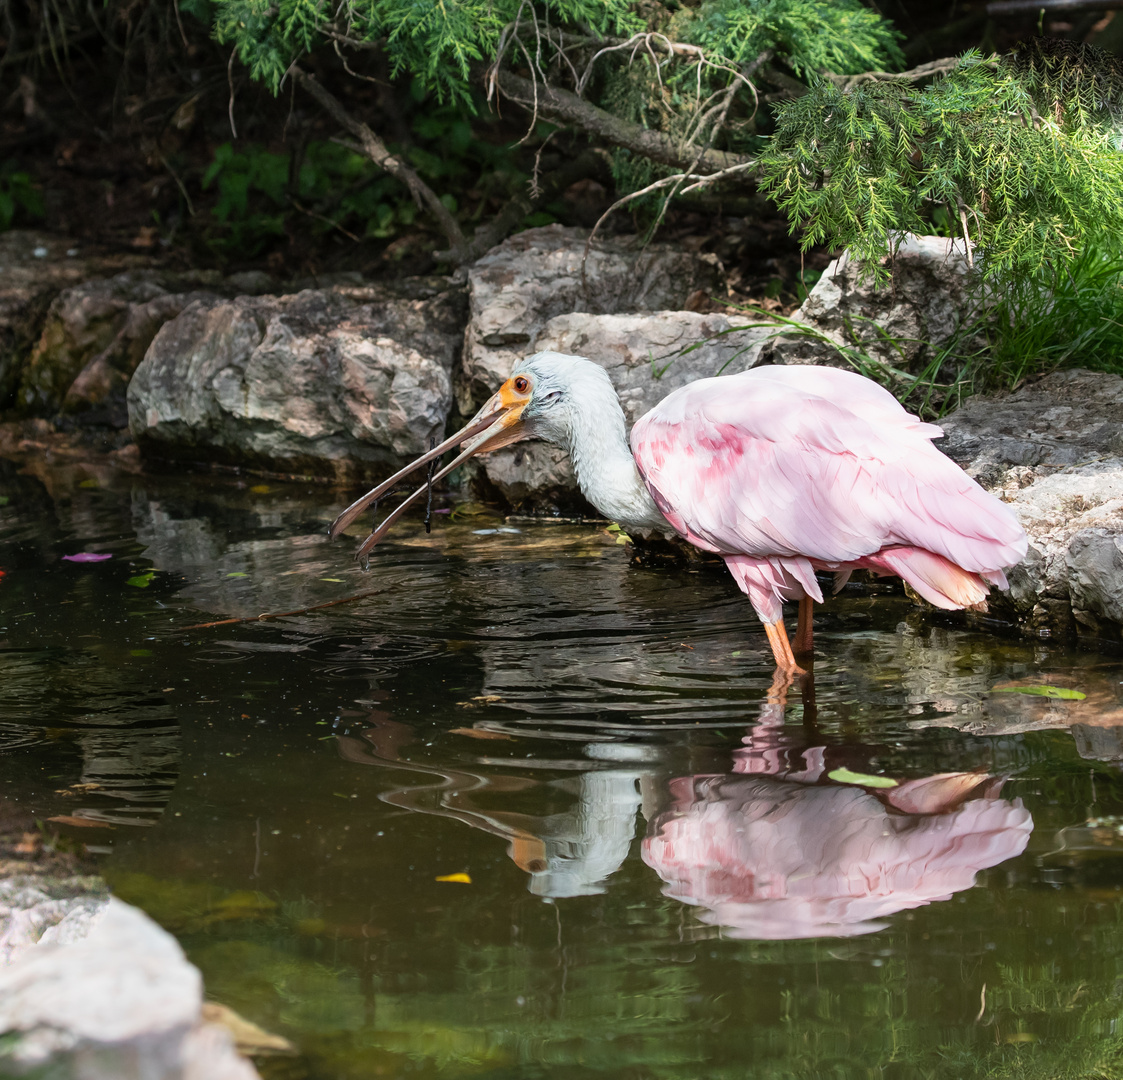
left=631, top=366, right=1026, bottom=618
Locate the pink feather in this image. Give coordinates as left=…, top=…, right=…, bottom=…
left=631, top=366, right=1026, bottom=622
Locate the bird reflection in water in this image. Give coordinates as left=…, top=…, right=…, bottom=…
left=337, top=689, right=1032, bottom=937
left=642, top=703, right=1033, bottom=938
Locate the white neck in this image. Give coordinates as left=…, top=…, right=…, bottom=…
left=556, top=381, right=670, bottom=534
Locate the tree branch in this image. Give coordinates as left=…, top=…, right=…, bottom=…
left=292, top=66, right=468, bottom=259
left=493, top=68, right=754, bottom=174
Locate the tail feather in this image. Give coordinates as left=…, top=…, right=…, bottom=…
left=859, top=546, right=992, bottom=610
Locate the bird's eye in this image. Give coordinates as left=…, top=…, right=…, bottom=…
left=513, top=376, right=530, bottom=394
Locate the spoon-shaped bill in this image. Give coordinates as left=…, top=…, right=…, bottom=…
left=330, top=386, right=531, bottom=556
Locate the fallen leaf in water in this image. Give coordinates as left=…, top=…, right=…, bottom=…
left=46, top=815, right=113, bottom=828
left=827, top=768, right=899, bottom=789
left=991, top=684, right=1086, bottom=700
left=449, top=727, right=513, bottom=741
left=63, top=553, right=112, bottom=563
left=201, top=1002, right=295, bottom=1056
left=14, top=832, right=39, bottom=854
left=70, top=782, right=102, bottom=792
left=226, top=572, right=248, bottom=578
left=250, top=484, right=271, bottom=494
left=126, top=571, right=156, bottom=588
left=436, top=872, right=472, bottom=884
left=79, top=478, right=99, bottom=489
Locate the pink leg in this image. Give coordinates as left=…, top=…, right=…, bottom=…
left=764, top=619, right=806, bottom=703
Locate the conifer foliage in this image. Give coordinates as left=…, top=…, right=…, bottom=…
left=759, top=40, right=1123, bottom=282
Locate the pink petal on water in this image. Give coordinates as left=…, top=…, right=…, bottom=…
left=62, top=553, right=113, bottom=563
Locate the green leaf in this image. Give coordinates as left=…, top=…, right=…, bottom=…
left=126, top=572, right=156, bottom=588
left=0, top=496, right=9, bottom=507
left=828, top=768, right=899, bottom=788
left=990, top=685, right=1087, bottom=700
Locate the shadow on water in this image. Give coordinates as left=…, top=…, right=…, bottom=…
left=5, top=454, right=1123, bottom=1077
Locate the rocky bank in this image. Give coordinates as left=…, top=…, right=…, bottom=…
left=2, top=225, right=1122, bottom=643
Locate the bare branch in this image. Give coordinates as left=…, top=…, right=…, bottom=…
left=292, top=66, right=468, bottom=259
left=494, top=68, right=753, bottom=174
left=826, top=56, right=964, bottom=92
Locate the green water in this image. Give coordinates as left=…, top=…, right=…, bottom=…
left=3, top=455, right=1123, bottom=1079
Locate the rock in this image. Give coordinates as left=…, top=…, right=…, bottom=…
left=19, top=272, right=218, bottom=425
left=128, top=285, right=466, bottom=480
left=460, top=224, right=724, bottom=414
left=938, top=369, right=1123, bottom=641
left=760, top=235, right=978, bottom=373
left=0, top=896, right=260, bottom=1079
left=0, top=231, right=155, bottom=410
left=0, top=873, right=108, bottom=966
left=478, top=309, right=771, bottom=510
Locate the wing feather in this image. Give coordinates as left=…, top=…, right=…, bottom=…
left=631, top=367, right=1026, bottom=572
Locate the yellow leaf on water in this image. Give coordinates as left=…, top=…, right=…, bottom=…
left=250, top=485, right=271, bottom=494
left=435, top=873, right=472, bottom=884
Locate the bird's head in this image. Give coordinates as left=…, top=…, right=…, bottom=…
left=477, top=351, right=612, bottom=447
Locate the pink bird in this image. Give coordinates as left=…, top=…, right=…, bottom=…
left=330, top=352, right=1027, bottom=688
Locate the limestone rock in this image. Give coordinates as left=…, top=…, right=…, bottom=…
left=479, top=309, right=770, bottom=510
left=938, top=369, right=1123, bottom=641
left=0, top=896, right=260, bottom=1079
left=460, top=225, right=724, bottom=414
left=760, top=235, right=979, bottom=373
left=19, top=273, right=219, bottom=424
left=0, top=231, right=155, bottom=410
left=128, top=285, right=466, bottom=480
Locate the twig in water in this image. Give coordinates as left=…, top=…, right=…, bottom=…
left=181, top=588, right=388, bottom=630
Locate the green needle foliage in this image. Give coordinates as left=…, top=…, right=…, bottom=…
left=214, top=0, right=643, bottom=102
left=759, top=41, right=1123, bottom=285
left=682, top=0, right=902, bottom=79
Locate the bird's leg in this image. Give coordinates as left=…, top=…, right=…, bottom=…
left=793, top=596, right=814, bottom=656
left=764, top=618, right=806, bottom=703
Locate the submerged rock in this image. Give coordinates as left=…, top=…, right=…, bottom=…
left=938, top=368, right=1123, bottom=641
left=128, top=284, right=465, bottom=480
left=760, top=234, right=979, bottom=374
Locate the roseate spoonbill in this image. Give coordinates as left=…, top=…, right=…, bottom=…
left=330, top=352, right=1027, bottom=686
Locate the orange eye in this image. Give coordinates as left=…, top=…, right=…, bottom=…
left=513, top=376, right=530, bottom=394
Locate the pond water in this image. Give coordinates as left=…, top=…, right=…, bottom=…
left=3, top=453, right=1123, bottom=1079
